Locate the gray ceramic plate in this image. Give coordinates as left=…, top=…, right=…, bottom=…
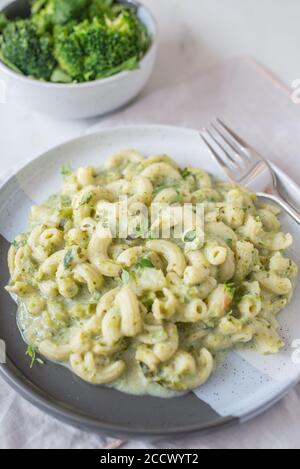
left=1, top=125, right=300, bottom=438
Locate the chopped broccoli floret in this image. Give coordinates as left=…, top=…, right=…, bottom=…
left=105, top=9, right=150, bottom=64
left=88, top=0, right=115, bottom=18
left=53, top=21, right=84, bottom=80
left=224, top=282, right=236, bottom=298
left=0, top=19, right=56, bottom=80
left=54, top=10, right=150, bottom=82
left=31, top=0, right=89, bottom=32
left=0, top=13, right=8, bottom=33
left=0, top=1, right=151, bottom=83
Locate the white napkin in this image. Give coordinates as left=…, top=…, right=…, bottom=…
left=2, top=57, right=300, bottom=449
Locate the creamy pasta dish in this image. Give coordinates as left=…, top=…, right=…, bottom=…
left=5, top=151, right=297, bottom=397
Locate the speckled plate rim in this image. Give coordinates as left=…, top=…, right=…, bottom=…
left=0, top=124, right=299, bottom=438
left=0, top=355, right=296, bottom=437
left=0, top=358, right=237, bottom=437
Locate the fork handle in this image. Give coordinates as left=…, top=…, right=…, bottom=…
left=258, top=192, right=300, bottom=225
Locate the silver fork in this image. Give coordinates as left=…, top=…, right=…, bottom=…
left=200, top=119, right=300, bottom=225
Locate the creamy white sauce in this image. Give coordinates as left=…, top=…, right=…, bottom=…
left=109, top=351, right=183, bottom=398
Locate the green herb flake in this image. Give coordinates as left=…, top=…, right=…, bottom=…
left=26, top=345, right=44, bottom=368
left=224, top=282, right=236, bottom=297
left=64, top=250, right=74, bottom=269
left=136, top=256, right=154, bottom=269
left=142, top=298, right=154, bottom=311
left=80, top=193, right=93, bottom=206
left=147, top=231, right=158, bottom=240
left=61, top=164, right=73, bottom=178
left=233, top=285, right=247, bottom=305
left=153, top=184, right=175, bottom=196
left=12, top=238, right=26, bottom=249
left=184, top=230, right=197, bottom=243
left=181, top=168, right=192, bottom=178
left=134, top=222, right=148, bottom=235
left=60, top=195, right=72, bottom=207
left=226, top=239, right=233, bottom=248
left=121, top=270, right=130, bottom=285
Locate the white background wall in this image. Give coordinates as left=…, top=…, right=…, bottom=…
left=142, top=0, right=299, bottom=88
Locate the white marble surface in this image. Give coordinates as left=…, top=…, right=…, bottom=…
left=1, top=0, right=300, bottom=450
left=142, top=0, right=300, bottom=88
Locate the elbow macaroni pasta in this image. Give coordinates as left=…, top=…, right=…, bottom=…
left=5, top=151, right=297, bottom=396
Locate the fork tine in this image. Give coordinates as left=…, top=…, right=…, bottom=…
left=211, top=122, right=246, bottom=163
left=200, top=131, right=232, bottom=177
left=216, top=118, right=252, bottom=157
left=205, top=128, right=239, bottom=167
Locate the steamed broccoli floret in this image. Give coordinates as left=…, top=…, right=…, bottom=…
left=31, top=0, right=89, bottom=32
left=54, top=9, right=150, bottom=82
left=0, top=1, right=151, bottom=83
left=0, top=19, right=56, bottom=80
left=87, top=0, right=132, bottom=19
left=88, top=0, right=115, bottom=18
left=53, top=21, right=84, bottom=80
left=0, top=13, right=8, bottom=33
left=105, top=9, right=150, bottom=65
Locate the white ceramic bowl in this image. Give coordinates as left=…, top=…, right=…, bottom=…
left=0, top=0, right=158, bottom=119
